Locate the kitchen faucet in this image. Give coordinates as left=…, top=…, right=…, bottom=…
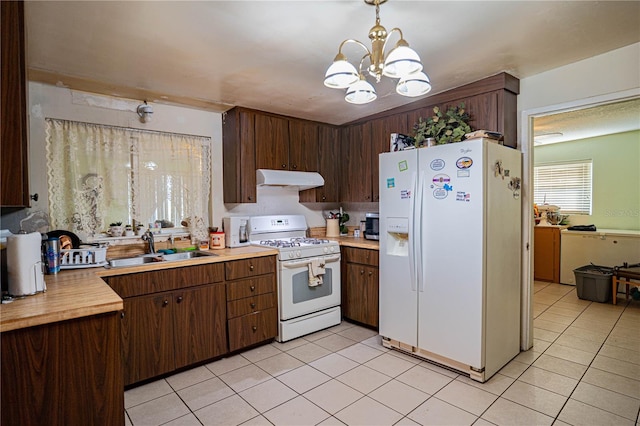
left=141, top=230, right=155, bottom=254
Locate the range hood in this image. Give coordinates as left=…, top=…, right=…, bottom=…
left=256, top=169, right=324, bottom=191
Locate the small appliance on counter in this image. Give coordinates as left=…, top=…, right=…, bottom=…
left=222, top=216, right=250, bottom=247
left=364, top=212, right=379, bottom=240
left=6, top=232, right=46, bottom=297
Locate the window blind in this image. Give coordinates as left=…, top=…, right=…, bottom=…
left=533, top=160, right=592, bottom=215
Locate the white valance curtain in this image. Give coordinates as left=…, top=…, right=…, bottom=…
left=45, top=119, right=211, bottom=241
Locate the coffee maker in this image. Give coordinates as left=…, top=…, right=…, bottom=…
left=222, top=217, right=250, bottom=247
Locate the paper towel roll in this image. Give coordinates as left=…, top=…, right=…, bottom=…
left=326, top=219, right=340, bottom=237
left=7, top=232, right=45, bottom=297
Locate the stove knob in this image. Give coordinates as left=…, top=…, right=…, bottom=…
left=296, top=250, right=302, bottom=258
left=289, top=252, right=294, bottom=259
left=323, top=247, right=329, bottom=254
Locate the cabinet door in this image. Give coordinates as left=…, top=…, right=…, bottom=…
left=341, top=123, right=372, bottom=202
left=288, top=119, right=318, bottom=172
left=121, top=294, right=174, bottom=386
left=300, top=124, right=341, bottom=203
left=345, top=263, right=379, bottom=328
left=173, top=284, right=227, bottom=369
left=371, top=115, right=408, bottom=202
left=228, top=307, right=277, bottom=352
left=255, top=114, right=290, bottom=170
left=1, top=0, right=29, bottom=208
left=534, top=227, right=560, bottom=282
left=223, top=108, right=257, bottom=203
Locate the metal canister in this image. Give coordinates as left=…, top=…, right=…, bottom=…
left=45, top=237, right=60, bottom=274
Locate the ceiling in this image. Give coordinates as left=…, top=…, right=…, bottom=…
left=533, top=98, right=640, bottom=145
left=24, top=1, right=640, bottom=127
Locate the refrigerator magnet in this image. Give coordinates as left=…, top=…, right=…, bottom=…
left=457, top=170, right=470, bottom=178
left=456, top=191, right=471, bottom=202
left=387, top=178, right=395, bottom=188
left=432, top=174, right=450, bottom=187
left=456, top=157, right=473, bottom=169
left=398, top=160, right=408, bottom=171
left=430, top=159, right=445, bottom=171
left=433, top=188, right=448, bottom=199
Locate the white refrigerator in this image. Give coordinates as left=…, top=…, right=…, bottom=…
left=379, top=138, right=522, bottom=382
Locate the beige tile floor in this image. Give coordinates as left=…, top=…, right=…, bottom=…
left=125, top=282, right=640, bottom=425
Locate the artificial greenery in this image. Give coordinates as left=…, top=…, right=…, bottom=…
left=413, top=103, right=472, bottom=145
left=109, top=221, right=122, bottom=227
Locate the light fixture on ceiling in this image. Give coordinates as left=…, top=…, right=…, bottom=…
left=534, top=132, right=564, bottom=145
left=136, top=101, right=153, bottom=123
left=324, top=0, right=431, bottom=104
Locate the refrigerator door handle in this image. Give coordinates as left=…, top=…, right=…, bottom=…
left=416, top=170, right=425, bottom=292
left=408, top=171, right=417, bottom=291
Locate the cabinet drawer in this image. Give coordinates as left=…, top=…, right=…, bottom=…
left=227, top=293, right=276, bottom=319
left=226, top=275, right=275, bottom=301
left=108, top=263, right=224, bottom=298
left=342, top=247, right=379, bottom=266
left=228, top=308, right=277, bottom=352
left=225, top=256, right=276, bottom=280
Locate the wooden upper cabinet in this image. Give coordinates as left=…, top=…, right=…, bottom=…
left=255, top=114, right=290, bottom=170
left=341, top=123, right=373, bottom=202
left=370, top=115, right=409, bottom=202
left=288, top=119, right=318, bottom=172
left=300, top=124, right=340, bottom=203
left=1, top=0, right=30, bottom=208
left=223, top=108, right=257, bottom=203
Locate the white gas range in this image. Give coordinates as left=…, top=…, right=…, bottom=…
left=249, top=215, right=341, bottom=342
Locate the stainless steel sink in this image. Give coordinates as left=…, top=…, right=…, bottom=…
left=162, top=251, right=217, bottom=261
left=108, top=255, right=163, bottom=268
left=107, top=251, right=217, bottom=268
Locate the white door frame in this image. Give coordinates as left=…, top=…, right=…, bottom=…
left=519, top=87, right=640, bottom=350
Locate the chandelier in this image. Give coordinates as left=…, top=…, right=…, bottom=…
left=324, top=0, right=431, bottom=104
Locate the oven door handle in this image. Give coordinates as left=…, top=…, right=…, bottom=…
left=281, top=255, right=340, bottom=268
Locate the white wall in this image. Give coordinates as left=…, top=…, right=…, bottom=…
left=519, top=43, right=640, bottom=113
left=24, top=83, right=339, bottom=235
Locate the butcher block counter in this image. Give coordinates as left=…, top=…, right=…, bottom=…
left=332, top=236, right=380, bottom=250
left=0, top=245, right=278, bottom=332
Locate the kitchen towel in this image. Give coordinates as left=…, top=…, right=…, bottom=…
left=308, top=259, right=325, bottom=287
left=7, top=232, right=46, bottom=296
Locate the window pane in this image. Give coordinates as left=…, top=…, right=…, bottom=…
left=533, top=161, right=592, bottom=215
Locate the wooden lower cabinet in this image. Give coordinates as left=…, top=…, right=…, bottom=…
left=342, top=247, right=379, bottom=328
left=225, top=257, right=278, bottom=352
left=110, top=256, right=277, bottom=386
left=228, top=308, right=278, bottom=352
left=121, top=283, right=227, bottom=385
left=1, top=312, right=124, bottom=425
left=534, top=226, right=561, bottom=283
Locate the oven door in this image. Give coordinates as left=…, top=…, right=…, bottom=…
left=278, top=254, right=341, bottom=320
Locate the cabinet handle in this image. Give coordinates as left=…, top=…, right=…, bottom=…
left=176, top=296, right=183, bottom=303
left=360, top=269, right=365, bottom=275
left=250, top=285, right=255, bottom=292
left=30, top=193, right=39, bottom=202
left=248, top=196, right=253, bottom=201
left=252, top=326, right=258, bottom=332
left=250, top=302, right=256, bottom=309
left=162, top=299, right=169, bottom=307
left=292, top=164, right=297, bottom=170
left=120, top=312, right=125, bottom=319
left=321, top=196, right=326, bottom=201
left=249, top=264, right=254, bottom=271
left=368, top=271, right=373, bottom=276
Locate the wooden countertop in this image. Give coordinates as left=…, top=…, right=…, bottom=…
left=0, top=246, right=278, bottom=333
left=334, top=237, right=380, bottom=250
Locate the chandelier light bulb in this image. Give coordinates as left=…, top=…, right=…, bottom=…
left=345, top=77, right=377, bottom=104
left=396, top=71, right=432, bottom=97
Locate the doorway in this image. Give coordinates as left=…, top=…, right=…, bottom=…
left=520, top=88, right=640, bottom=350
